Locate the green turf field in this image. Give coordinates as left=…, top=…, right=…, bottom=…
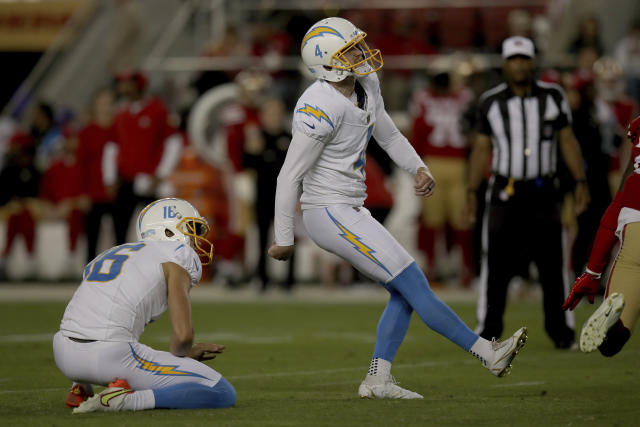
left=1, top=297, right=639, bottom=426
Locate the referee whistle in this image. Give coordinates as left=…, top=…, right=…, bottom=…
left=505, top=177, right=515, bottom=196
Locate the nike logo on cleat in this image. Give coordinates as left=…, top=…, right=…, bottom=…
left=100, top=389, right=132, bottom=407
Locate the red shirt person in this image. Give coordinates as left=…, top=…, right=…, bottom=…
left=110, top=71, right=182, bottom=244
left=564, top=115, right=640, bottom=357
left=39, top=131, right=86, bottom=255
left=76, top=88, right=120, bottom=261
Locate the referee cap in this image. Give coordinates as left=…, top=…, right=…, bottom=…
left=502, top=36, right=535, bottom=59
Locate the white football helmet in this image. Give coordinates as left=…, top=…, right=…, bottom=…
left=136, top=198, right=214, bottom=265
left=300, top=17, right=383, bottom=82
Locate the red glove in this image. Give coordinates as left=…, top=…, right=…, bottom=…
left=562, top=271, right=601, bottom=311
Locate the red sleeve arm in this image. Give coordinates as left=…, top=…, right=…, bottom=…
left=586, top=192, right=625, bottom=274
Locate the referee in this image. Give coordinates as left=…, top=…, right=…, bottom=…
left=467, top=36, right=590, bottom=348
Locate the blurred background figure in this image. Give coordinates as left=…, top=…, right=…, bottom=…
left=569, top=14, right=604, bottom=56
left=613, top=19, right=640, bottom=106
left=562, top=70, right=614, bottom=278
left=110, top=70, right=183, bottom=244
left=243, top=97, right=293, bottom=291
left=38, top=130, right=88, bottom=278
left=32, top=102, right=63, bottom=172
left=409, top=66, right=474, bottom=286
left=76, top=88, right=119, bottom=263
left=592, top=57, right=638, bottom=193
left=0, top=132, right=40, bottom=280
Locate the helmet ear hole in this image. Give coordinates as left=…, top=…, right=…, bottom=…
left=165, top=229, right=174, bottom=237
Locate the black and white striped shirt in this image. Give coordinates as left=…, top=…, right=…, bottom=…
left=476, top=81, right=572, bottom=180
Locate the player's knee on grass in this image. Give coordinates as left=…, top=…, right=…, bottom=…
left=153, top=377, right=236, bottom=409
left=599, top=320, right=631, bottom=357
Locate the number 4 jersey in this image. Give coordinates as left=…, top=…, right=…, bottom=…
left=290, top=73, right=425, bottom=209
left=60, top=241, right=202, bottom=342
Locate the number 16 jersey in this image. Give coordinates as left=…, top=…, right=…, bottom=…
left=59, top=241, right=202, bottom=342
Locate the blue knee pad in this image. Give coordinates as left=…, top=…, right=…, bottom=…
left=153, top=377, right=236, bottom=409
left=388, top=262, right=478, bottom=351
left=373, top=290, right=413, bottom=362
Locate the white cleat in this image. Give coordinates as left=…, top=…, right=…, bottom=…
left=580, top=293, right=625, bottom=353
left=485, top=327, right=528, bottom=377
left=73, top=380, right=132, bottom=414
left=358, top=374, right=423, bottom=400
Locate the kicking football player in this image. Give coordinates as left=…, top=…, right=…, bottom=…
left=563, top=115, right=640, bottom=356
left=53, top=198, right=236, bottom=413
left=269, top=17, right=527, bottom=399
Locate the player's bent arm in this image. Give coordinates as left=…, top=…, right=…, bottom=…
left=273, top=132, right=325, bottom=246
left=373, top=110, right=427, bottom=176
left=163, top=261, right=194, bottom=357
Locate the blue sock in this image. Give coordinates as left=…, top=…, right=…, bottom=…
left=153, top=377, right=236, bottom=409
left=388, top=262, right=478, bottom=351
left=372, top=290, right=413, bottom=362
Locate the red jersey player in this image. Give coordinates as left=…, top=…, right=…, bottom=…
left=77, top=88, right=119, bottom=262
left=563, top=114, right=640, bottom=356
left=409, top=70, right=474, bottom=284
left=110, top=71, right=182, bottom=244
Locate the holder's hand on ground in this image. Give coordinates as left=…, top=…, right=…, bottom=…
left=268, top=243, right=294, bottom=261
left=415, top=167, right=436, bottom=197
left=189, top=343, right=225, bottom=361
left=562, top=271, right=601, bottom=311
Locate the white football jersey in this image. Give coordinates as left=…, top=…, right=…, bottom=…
left=60, top=241, right=202, bottom=342
left=292, top=73, right=383, bottom=209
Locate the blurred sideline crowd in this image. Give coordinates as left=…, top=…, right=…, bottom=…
left=1, top=5, right=640, bottom=290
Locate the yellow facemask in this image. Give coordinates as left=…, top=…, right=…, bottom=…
left=330, top=32, right=383, bottom=76
left=177, top=217, right=214, bottom=265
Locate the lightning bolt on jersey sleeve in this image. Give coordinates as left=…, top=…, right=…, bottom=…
left=274, top=132, right=326, bottom=245
left=293, top=100, right=340, bottom=143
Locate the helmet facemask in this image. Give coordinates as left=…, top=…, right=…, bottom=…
left=176, top=216, right=214, bottom=265
left=330, top=33, right=383, bottom=77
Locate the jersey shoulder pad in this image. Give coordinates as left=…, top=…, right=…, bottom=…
left=162, top=241, right=202, bottom=286
left=292, top=82, right=343, bottom=143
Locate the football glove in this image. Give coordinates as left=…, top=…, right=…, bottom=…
left=562, top=270, right=601, bottom=311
